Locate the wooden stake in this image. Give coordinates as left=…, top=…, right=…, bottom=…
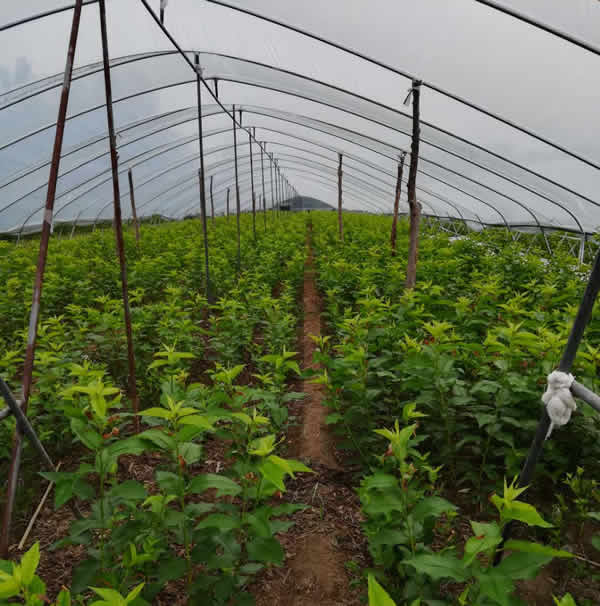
left=99, top=0, right=139, bottom=430
left=337, top=153, right=343, bottom=242
left=127, top=168, right=141, bottom=244
left=405, top=81, right=422, bottom=289
left=390, top=152, right=406, bottom=256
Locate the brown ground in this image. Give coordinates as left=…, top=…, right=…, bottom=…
left=252, top=227, right=366, bottom=606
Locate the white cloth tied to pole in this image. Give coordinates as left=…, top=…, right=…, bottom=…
left=542, top=371, right=576, bottom=439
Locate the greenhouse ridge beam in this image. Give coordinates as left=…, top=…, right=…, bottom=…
left=474, top=0, right=600, bottom=57
left=206, top=0, right=600, bottom=172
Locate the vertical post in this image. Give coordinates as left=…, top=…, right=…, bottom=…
left=214, top=78, right=219, bottom=100
left=232, top=105, right=241, bottom=272
left=127, top=168, right=141, bottom=244
left=269, top=151, right=275, bottom=211
left=160, top=0, right=167, bottom=23
left=405, top=80, right=422, bottom=289
left=337, top=152, right=344, bottom=242
left=99, top=0, right=139, bottom=429
left=227, top=187, right=230, bottom=218
left=579, top=234, right=586, bottom=264
left=260, top=144, right=267, bottom=230
left=249, top=131, right=256, bottom=240
left=0, top=0, right=84, bottom=558
left=209, top=175, right=215, bottom=224
left=390, top=152, right=406, bottom=256
left=194, top=53, right=212, bottom=303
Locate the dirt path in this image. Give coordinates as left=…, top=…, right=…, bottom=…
left=254, top=226, right=366, bottom=606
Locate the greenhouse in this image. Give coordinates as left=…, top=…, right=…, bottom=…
left=0, top=1, right=599, bottom=604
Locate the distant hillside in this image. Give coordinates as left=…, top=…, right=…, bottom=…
left=284, top=196, right=334, bottom=211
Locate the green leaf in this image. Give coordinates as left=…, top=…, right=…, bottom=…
left=109, top=480, right=147, bottom=502
left=178, top=441, right=203, bottom=465
left=55, top=588, right=72, bottom=606
left=156, top=557, right=187, bottom=584
left=403, top=553, right=466, bottom=582
left=139, top=407, right=172, bottom=420
left=178, top=415, right=214, bottom=431
left=246, top=537, right=284, bottom=565
left=156, top=471, right=184, bottom=495
left=500, top=501, right=553, bottom=528
left=591, top=535, right=600, bottom=552
left=90, top=586, right=127, bottom=605
left=70, top=418, right=103, bottom=450
left=0, top=576, right=20, bottom=599
left=196, top=514, right=240, bottom=532
left=257, top=459, right=286, bottom=491
left=367, top=574, right=396, bottom=606
left=476, top=570, right=515, bottom=606
left=411, top=496, right=457, bottom=524
left=20, top=542, right=40, bottom=584
left=188, top=474, right=242, bottom=497
left=137, top=428, right=175, bottom=452
left=463, top=521, right=501, bottom=566
left=325, top=412, right=343, bottom=425
left=553, top=594, right=578, bottom=606
left=504, top=540, right=574, bottom=559
left=495, top=551, right=553, bottom=580
left=125, top=583, right=145, bottom=604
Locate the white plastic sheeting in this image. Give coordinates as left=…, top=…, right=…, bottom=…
left=0, top=0, right=599, bottom=235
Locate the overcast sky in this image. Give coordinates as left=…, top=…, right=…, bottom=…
left=0, top=0, right=599, bottom=232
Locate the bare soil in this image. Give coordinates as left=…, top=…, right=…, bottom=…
left=252, top=228, right=367, bottom=605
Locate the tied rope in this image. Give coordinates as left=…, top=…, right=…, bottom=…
left=542, top=371, right=576, bottom=439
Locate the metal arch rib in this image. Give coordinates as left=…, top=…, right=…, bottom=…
left=474, top=0, right=600, bottom=57
left=2, top=101, right=507, bottom=230
left=2, top=48, right=595, bottom=220
left=204, top=0, right=600, bottom=172
left=0, top=1, right=99, bottom=33
left=10, top=107, right=512, bottom=234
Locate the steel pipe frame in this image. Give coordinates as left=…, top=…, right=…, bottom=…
left=3, top=49, right=595, bottom=228
left=2, top=104, right=558, bottom=238
left=2, top=101, right=559, bottom=238
left=204, top=0, right=600, bottom=172
left=8, top=102, right=573, bottom=242
left=18, top=132, right=252, bottom=237
left=137, top=0, right=297, bottom=207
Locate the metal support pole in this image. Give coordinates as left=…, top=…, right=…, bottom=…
left=269, top=151, right=275, bottom=211
left=214, top=78, right=219, bottom=100
left=260, top=140, right=267, bottom=230
left=249, top=131, right=256, bottom=240
left=338, top=152, right=344, bottom=241
left=390, top=152, right=406, bottom=256
left=0, top=0, right=83, bottom=559
left=232, top=105, right=241, bottom=273
left=226, top=187, right=230, bottom=218
left=209, top=175, right=215, bottom=224
left=495, top=248, right=600, bottom=563
left=406, top=80, right=422, bottom=289
left=579, top=234, right=586, bottom=265
left=127, top=168, right=141, bottom=244
left=195, top=53, right=212, bottom=303
left=99, top=0, right=139, bottom=429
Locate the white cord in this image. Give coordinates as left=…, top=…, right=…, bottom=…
left=542, top=371, right=576, bottom=439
